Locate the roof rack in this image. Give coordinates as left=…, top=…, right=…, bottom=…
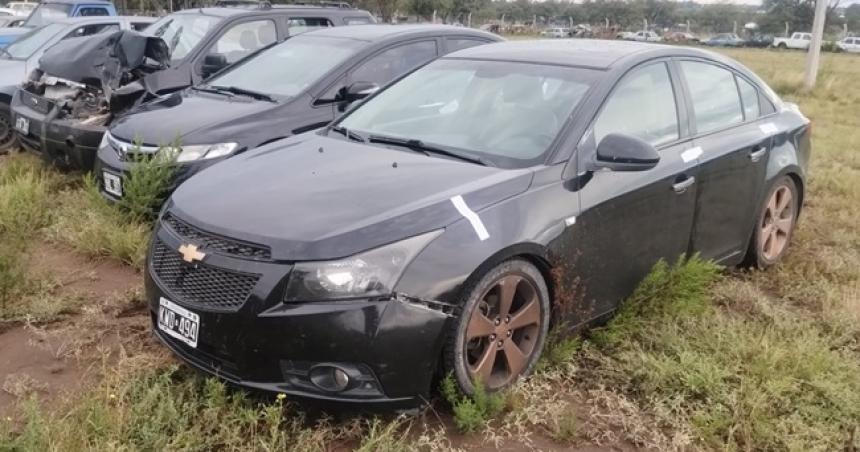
left=287, top=1, right=354, bottom=9
left=213, top=0, right=272, bottom=9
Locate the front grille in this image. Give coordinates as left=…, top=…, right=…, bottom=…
left=151, top=239, right=260, bottom=311
left=163, top=213, right=272, bottom=261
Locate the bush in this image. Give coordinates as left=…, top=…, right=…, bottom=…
left=440, top=374, right=507, bottom=433
left=117, top=144, right=177, bottom=222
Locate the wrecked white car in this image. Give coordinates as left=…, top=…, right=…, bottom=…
left=11, top=30, right=169, bottom=169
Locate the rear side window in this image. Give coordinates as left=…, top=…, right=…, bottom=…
left=736, top=76, right=760, bottom=120
left=350, top=40, right=437, bottom=87
left=78, top=7, right=108, bottom=16
left=288, top=17, right=333, bottom=35
left=344, top=16, right=372, bottom=25
left=593, top=62, right=679, bottom=147
left=680, top=61, right=743, bottom=134
left=446, top=38, right=488, bottom=53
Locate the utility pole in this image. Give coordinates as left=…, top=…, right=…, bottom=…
left=804, top=0, right=828, bottom=90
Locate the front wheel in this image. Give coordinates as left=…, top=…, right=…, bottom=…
left=743, top=176, right=799, bottom=268
left=443, top=259, right=550, bottom=394
left=0, top=113, right=17, bottom=154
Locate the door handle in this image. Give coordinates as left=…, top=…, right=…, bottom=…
left=749, top=146, right=768, bottom=162
left=672, top=176, right=695, bottom=194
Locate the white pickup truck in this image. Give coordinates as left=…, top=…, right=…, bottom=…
left=773, top=32, right=812, bottom=50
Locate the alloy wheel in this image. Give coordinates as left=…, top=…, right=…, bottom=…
left=760, top=185, right=795, bottom=261
left=463, top=273, right=542, bottom=389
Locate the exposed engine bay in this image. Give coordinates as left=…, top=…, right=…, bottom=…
left=21, top=30, right=170, bottom=127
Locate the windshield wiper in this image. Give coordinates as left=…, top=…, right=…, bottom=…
left=0, top=48, right=12, bottom=59
left=329, top=125, right=366, bottom=143
left=191, top=85, right=234, bottom=97
left=209, top=85, right=276, bottom=103
left=368, top=134, right=488, bottom=166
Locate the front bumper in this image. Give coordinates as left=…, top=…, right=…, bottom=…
left=146, top=215, right=452, bottom=407
left=94, top=139, right=225, bottom=203
left=11, top=89, right=105, bottom=170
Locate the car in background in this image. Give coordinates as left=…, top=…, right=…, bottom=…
left=145, top=39, right=809, bottom=406
left=664, top=31, right=698, bottom=44
left=12, top=4, right=375, bottom=168
left=0, top=16, right=155, bottom=151
left=629, top=30, right=661, bottom=42
left=95, top=24, right=501, bottom=201
left=540, top=27, right=569, bottom=38
left=0, top=0, right=118, bottom=47
left=773, top=32, right=811, bottom=50
left=744, top=34, right=773, bottom=48
left=837, top=36, right=860, bottom=53
left=704, top=33, right=745, bottom=47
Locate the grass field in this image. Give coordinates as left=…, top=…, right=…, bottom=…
left=0, top=47, right=858, bottom=451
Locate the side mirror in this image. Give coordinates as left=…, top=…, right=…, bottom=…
left=342, top=81, right=380, bottom=103
left=594, top=133, right=659, bottom=172
left=201, top=53, right=228, bottom=78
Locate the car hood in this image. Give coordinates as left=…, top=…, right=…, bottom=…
left=169, top=133, right=534, bottom=261
left=110, top=89, right=282, bottom=146
left=0, top=59, right=25, bottom=92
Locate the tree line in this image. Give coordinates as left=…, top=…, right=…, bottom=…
left=351, top=0, right=860, bottom=37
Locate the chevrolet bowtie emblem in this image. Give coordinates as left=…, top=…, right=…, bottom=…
left=178, top=244, right=205, bottom=263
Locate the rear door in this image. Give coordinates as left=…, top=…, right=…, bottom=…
left=679, top=59, right=772, bottom=263
left=573, top=60, right=699, bottom=318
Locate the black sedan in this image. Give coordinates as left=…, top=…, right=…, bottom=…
left=147, top=40, right=810, bottom=406
left=95, top=25, right=500, bottom=201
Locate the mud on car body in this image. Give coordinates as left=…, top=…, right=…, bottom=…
left=11, top=4, right=375, bottom=170
left=147, top=40, right=810, bottom=406
left=94, top=24, right=500, bottom=202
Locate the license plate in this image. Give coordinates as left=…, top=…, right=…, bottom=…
left=103, top=171, right=122, bottom=197
left=14, top=116, right=29, bottom=134
left=158, top=297, right=200, bottom=348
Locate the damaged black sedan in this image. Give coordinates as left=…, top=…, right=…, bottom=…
left=148, top=40, right=810, bottom=406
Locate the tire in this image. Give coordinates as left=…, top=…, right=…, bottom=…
left=778, top=43, right=788, bottom=50
left=442, top=259, right=550, bottom=395
left=742, top=176, right=799, bottom=269
left=0, top=112, right=16, bottom=154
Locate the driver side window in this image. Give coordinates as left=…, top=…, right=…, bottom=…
left=593, top=62, right=679, bottom=147
left=208, top=19, right=277, bottom=65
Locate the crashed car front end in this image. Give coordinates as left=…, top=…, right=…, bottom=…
left=12, top=30, right=169, bottom=170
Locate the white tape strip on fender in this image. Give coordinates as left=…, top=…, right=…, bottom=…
left=681, top=146, right=703, bottom=163
left=450, top=195, right=490, bottom=241
left=759, top=122, right=779, bottom=134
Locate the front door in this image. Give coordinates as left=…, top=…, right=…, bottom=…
left=567, top=60, right=699, bottom=321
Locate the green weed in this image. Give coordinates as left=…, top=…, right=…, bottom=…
left=440, top=374, right=507, bottom=433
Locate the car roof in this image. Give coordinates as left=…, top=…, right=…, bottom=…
left=444, top=39, right=726, bottom=70
left=173, top=6, right=371, bottom=18
left=300, top=24, right=498, bottom=42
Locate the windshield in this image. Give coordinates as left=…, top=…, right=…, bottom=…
left=337, top=59, right=597, bottom=168
left=23, top=3, right=72, bottom=27
left=209, top=35, right=366, bottom=98
left=145, top=13, right=222, bottom=62
left=2, top=23, right=64, bottom=60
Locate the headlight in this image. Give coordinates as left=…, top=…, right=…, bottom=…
left=284, top=230, right=442, bottom=302
left=175, top=142, right=239, bottom=162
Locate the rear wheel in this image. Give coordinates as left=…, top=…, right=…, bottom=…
left=743, top=176, right=799, bottom=268
left=443, top=259, right=550, bottom=394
